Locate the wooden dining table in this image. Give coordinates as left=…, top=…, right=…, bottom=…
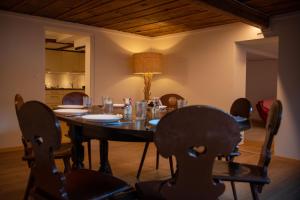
left=55, top=105, right=251, bottom=174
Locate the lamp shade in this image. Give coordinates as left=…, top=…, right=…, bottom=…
left=132, top=52, right=162, bottom=74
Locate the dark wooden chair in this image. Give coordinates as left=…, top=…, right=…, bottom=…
left=136, top=94, right=184, bottom=180
left=15, top=94, right=72, bottom=200
left=62, top=92, right=92, bottom=170
left=221, top=97, right=253, bottom=199
left=230, top=98, right=252, bottom=119
left=62, top=92, right=88, bottom=105
left=18, top=100, right=132, bottom=200
left=135, top=105, right=241, bottom=200
left=227, top=98, right=253, bottom=160
left=213, top=100, right=282, bottom=200
left=160, top=93, right=184, bottom=109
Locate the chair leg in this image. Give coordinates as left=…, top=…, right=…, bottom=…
left=136, top=142, right=149, bottom=179
left=24, top=171, right=34, bottom=200
left=87, top=140, right=92, bottom=170
left=155, top=150, right=160, bottom=170
left=230, top=181, right=238, bottom=200
left=168, top=156, right=175, bottom=177
left=250, top=183, right=260, bottom=200
left=63, top=156, right=72, bottom=173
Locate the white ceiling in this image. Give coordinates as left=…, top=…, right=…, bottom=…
left=238, top=37, right=279, bottom=61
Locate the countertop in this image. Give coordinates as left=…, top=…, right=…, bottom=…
left=45, top=88, right=84, bottom=90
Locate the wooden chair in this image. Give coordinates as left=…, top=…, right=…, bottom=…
left=15, top=94, right=72, bottom=200
left=226, top=98, right=253, bottom=160
left=221, top=97, right=253, bottom=199
left=62, top=92, right=88, bottom=105
left=230, top=98, right=252, bottom=119
left=18, top=100, right=132, bottom=200
left=160, top=93, right=184, bottom=109
left=135, top=105, right=241, bottom=200
left=213, top=100, right=282, bottom=200
left=62, top=92, right=92, bottom=170
left=136, top=94, right=184, bottom=180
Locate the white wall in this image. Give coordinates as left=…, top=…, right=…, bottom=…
left=266, top=12, right=300, bottom=160
left=0, top=14, right=45, bottom=148
left=151, top=24, right=262, bottom=111
left=246, top=59, right=278, bottom=121
left=0, top=11, right=262, bottom=149
left=0, top=11, right=151, bottom=148
left=92, top=30, right=151, bottom=104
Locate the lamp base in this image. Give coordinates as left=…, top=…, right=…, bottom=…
left=143, top=73, right=153, bottom=101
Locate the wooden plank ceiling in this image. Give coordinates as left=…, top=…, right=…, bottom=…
left=1, top=0, right=299, bottom=37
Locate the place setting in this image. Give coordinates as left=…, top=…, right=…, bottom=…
left=53, top=108, right=89, bottom=116
left=53, top=96, right=94, bottom=117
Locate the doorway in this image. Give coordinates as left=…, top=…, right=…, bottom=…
left=239, top=37, right=279, bottom=147
left=44, top=30, right=92, bottom=108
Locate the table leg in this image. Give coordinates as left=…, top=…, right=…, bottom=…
left=69, top=125, right=84, bottom=169
left=99, top=140, right=112, bottom=174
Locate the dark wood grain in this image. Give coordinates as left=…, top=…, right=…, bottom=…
left=160, top=93, right=184, bottom=109
left=230, top=98, right=253, bottom=119
left=136, top=105, right=241, bottom=199
left=15, top=94, right=72, bottom=199
left=243, top=0, right=300, bottom=16
left=57, top=105, right=250, bottom=174
left=62, top=91, right=87, bottom=105
left=213, top=100, right=283, bottom=200
left=1, top=139, right=300, bottom=199
left=1, top=0, right=299, bottom=37
left=87, top=0, right=183, bottom=27
left=18, top=101, right=132, bottom=199
left=199, top=0, right=269, bottom=27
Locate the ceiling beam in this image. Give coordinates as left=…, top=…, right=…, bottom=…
left=46, top=48, right=85, bottom=53
left=56, top=43, right=74, bottom=50
left=45, top=38, right=57, bottom=43
left=197, top=0, right=269, bottom=28
left=45, top=39, right=73, bottom=45
left=75, top=46, right=85, bottom=51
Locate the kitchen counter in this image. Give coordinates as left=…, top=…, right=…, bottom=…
left=45, top=88, right=85, bottom=108
left=45, top=88, right=84, bottom=90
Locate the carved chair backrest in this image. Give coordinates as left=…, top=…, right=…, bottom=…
left=230, top=98, right=252, bottom=118
left=62, top=92, right=88, bottom=105
left=15, top=94, right=33, bottom=165
left=160, top=94, right=184, bottom=109
left=155, top=105, right=241, bottom=200
left=18, top=101, right=68, bottom=199
left=258, top=100, right=282, bottom=176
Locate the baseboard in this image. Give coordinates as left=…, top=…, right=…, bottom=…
left=274, top=155, right=300, bottom=162
left=0, top=146, right=23, bottom=153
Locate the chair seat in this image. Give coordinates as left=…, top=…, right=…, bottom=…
left=22, top=143, right=72, bottom=161
left=53, top=143, right=72, bottom=158
left=213, top=160, right=270, bottom=184
left=65, top=169, right=131, bottom=200
left=135, top=180, right=168, bottom=200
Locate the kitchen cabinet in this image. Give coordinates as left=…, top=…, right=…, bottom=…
left=46, top=50, right=85, bottom=72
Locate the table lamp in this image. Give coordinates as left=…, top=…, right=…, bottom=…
left=132, top=52, right=162, bottom=100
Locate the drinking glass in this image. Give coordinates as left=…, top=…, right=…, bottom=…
left=135, top=101, right=147, bottom=120
left=102, top=96, right=113, bottom=114
left=83, top=96, right=92, bottom=107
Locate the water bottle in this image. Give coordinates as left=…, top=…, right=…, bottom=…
left=152, top=97, right=160, bottom=119
left=124, top=97, right=132, bottom=117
